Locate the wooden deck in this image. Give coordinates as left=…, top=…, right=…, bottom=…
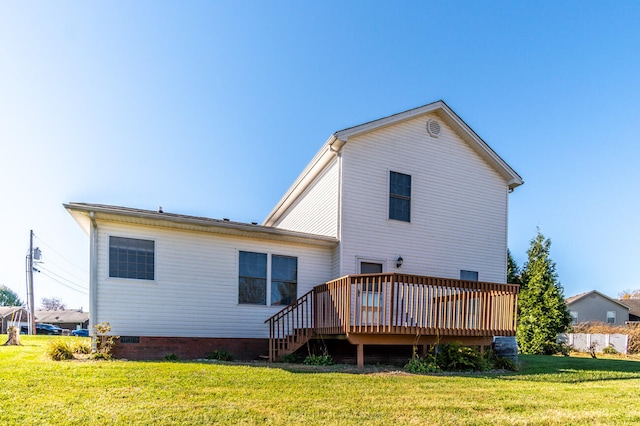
left=265, top=273, right=519, bottom=366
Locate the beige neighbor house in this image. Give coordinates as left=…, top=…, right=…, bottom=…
left=566, top=290, right=630, bottom=325
left=65, top=101, right=523, bottom=366
left=34, top=309, right=89, bottom=331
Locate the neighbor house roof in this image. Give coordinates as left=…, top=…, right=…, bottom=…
left=35, top=309, right=89, bottom=325
left=0, top=306, right=28, bottom=320
left=618, top=298, right=640, bottom=318
left=264, top=100, right=524, bottom=226
left=65, top=203, right=338, bottom=248
left=566, top=290, right=630, bottom=310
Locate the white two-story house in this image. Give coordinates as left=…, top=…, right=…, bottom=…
left=66, top=100, right=523, bottom=365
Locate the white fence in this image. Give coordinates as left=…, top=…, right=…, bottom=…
left=558, top=333, right=629, bottom=354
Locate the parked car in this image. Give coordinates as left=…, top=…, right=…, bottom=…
left=35, top=323, right=63, bottom=335
left=71, top=329, right=90, bottom=337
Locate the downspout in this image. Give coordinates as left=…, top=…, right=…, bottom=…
left=89, top=212, right=98, bottom=339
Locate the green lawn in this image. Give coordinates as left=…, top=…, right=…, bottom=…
left=2, top=336, right=640, bottom=425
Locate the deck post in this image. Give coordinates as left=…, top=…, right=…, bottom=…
left=357, top=344, right=364, bottom=368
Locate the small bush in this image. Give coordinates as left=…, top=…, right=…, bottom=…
left=602, top=344, right=618, bottom=355
left=206, top=350, right=234, bottom=361
left=490, top=355, right=519, bottom=371
left=47, top=340, right=75, bottom=361
left=164, top=353, right=179, bottom=361
left=92, top=322, right=117, bottom=360
left=437, top=342, right=490, bottom=372
left=303, top=354, right=334, bottom=366
left=71, top=338, right=92, bottom=355
left=280, top=353, right=302, bottom=363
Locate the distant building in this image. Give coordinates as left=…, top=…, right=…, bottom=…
left=0, top=306, right=29, bottom=334
left=566, top=290, right=629, bottom=325
left=618, top=298, right=640, bottom=322
left=34, top=309, right=89, bottom=330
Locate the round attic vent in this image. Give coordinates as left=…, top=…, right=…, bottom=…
left=426, top=119, right=441, bottom=138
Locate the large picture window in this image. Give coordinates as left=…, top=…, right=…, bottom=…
left=389, top=171, right=411, bottom=222
left=109, top=236, right=155, bottom=280
left=271, top=255, right=298, bottom=306
left=238, top=251, right=267, bottom=305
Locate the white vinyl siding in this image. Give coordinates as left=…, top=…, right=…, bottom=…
left=94, top=222, right=333, bottom=339
left=338, top=113, right=509, bottom=283
left=272, top=158, right=339, bottom=237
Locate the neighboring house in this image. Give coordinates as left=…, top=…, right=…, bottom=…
left=618, top=298, right=640, bottom=322
left=566, top=290, right=630, bottom=325
left=34, top=309, right=89, bottom=331
left=65, top=100, right=524, bottom=365
left=0, top=306, right=29, bottom=334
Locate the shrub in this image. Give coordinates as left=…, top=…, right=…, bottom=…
left=602, top=344, right=618, bottom=355
left=164, top=353, right=179, bottom=361
left=280, top=353, right=302, bottom=363
left=437, top=342, right=491, bottom=372
left=71, top=338, right=92, bottom=355
left=303, top=354, right=334, bottom=366
left=92, top=322, right=118, bottom=360
left=206, top=350, right=234, bottom=361
left=47, top=339, right=75, bottom=361
left=489, top=353, right=519, bottom=371
left=404, top=348, right=439, bottom=374
left=46, top=338, right=94, bottom=361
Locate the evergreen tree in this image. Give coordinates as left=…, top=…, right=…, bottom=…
left=516, top=230, right=571, bottom=354
left=507, top=249, right=521, bottom=284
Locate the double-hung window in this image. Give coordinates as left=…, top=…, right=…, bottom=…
left=109, top=236, right=155, bottom=280
left=271, top=255, right=298, bottom=306
left=238, top=251, right=267, bottom=305
left=238, top=251, right=297, bottom=306
left=389, top=171, right=411, bottom=222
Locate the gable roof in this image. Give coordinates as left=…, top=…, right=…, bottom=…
left=65, top=203, right=338, bottom=248
left=566, top=290, right=630, bottom=310
left=34, top=309, right=89, bottom=325
left=264, top=100, right=523, bottom=226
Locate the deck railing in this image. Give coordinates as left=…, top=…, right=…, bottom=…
left=266, top=273, right=519, bottom=361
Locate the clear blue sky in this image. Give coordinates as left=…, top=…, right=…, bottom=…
left=1, top=1, right=639, bottom=309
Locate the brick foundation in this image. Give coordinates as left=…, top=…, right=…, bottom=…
left=112, top=336, right=268, bottom=360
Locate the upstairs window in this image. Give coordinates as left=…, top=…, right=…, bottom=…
left=389, top=171, right=411, bottom=222
left=109, top=236, right=155, bottom=280
left=607, top=311, right=616, bottom=324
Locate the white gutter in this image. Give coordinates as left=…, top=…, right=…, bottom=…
left=89, top=212, right=98, bottom=339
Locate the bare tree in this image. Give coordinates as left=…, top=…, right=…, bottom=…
left=40, top=297, right=66, bottom=311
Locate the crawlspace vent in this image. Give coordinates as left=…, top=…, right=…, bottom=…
left=426, top=119, right=441, bottom=138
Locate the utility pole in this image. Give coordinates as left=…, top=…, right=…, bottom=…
left=25, top=230, right=39, bottom=335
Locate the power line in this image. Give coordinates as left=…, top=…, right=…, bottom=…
left=38, top=265, right=88, bottom=292
left=33, top=233, right=88, bottom=274
left=38, top=256, right=88, bottom=286
left=38, top=270, right=88, bottom=295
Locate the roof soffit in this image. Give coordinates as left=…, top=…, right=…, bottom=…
left=65, top=203, right=338, bottom=248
